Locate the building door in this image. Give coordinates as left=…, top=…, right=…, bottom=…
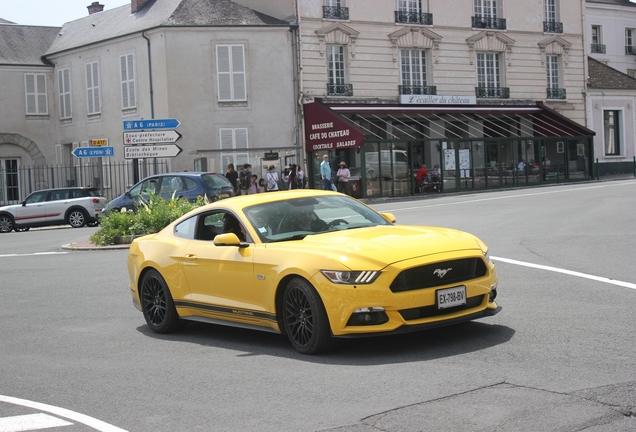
left=0, top=159, right=20, bottom=205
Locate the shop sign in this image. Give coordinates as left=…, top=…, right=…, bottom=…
left=303, top=102, right=365, bottom=152
left=264, top=152, right=279, bottom=160
left=400, top=95, right=477, bottom=105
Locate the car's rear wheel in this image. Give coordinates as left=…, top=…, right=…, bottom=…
left=0, top=215, right=14, bottom=233
left=67, top=209, right=87, bottom=228
left=282, top=278, right=337, bottom=355
left=140, top=269, right=181, bottom=333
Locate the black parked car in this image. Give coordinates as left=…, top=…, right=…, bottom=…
left=104, top=172, right=235, bottom=212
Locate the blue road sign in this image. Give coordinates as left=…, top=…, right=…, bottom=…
left=123, top=118, right=181, bottom=131
left=73, top=146, right=115, bottom=158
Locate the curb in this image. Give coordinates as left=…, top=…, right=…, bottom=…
left=61, top=243, right=130, bottom=251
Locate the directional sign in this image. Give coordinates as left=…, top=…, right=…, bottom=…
left=123, top=130, right=182, bottom=145
left=91, top=139, right=108, bottom=147
left=73, top=146, right=114, bottom=158
left=123, top=118, right=181, bottom=131
left=124, top=144, right=182, bottom=159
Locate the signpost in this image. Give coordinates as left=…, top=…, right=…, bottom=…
left=123, top=130, right=181, bottom=145
left=91, top=139, right=108, bottom=147
left=124, top=144, right=182, bottom=159
left=73, top=146, right=114, bottom=158
left=123, top=118, right=181, bottom=131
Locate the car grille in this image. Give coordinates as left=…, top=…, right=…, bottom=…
left=390, top=258, right=487, bottom=293
left=399, top=295, right=486, bottom=321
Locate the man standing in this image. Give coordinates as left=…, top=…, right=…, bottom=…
left=320, top=154, right=332, bottom=190
left=238, top=163, right=252, bottom=196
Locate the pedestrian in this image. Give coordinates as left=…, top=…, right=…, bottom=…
left=248, top=174, right=259, bottom=194
left=336, top=161, right=351, bottom=194
left=296, top=165, right=305, bottom=189
left=320, top=154, right=332, bottom=190
left=266, top=164, right=279, bottom=191
left=238, top=163, right=252, bottom=196
left=224, top=163, right=239, bottom=194
left=258, top=178, right=266, bottom=193
left=289, top=164, right=298, bottom=189
left=281, top=166, right=291, bottom=190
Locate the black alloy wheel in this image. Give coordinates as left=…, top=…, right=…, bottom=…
left=282, top=278, right=337, bottom=355
left=0, top=215, right=14, bottom=233
left=68, top=209, right=87, bottom=228
left=140, top=269, right=181, bottom=333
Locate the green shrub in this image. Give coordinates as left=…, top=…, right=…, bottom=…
left=90, top=193, right=208, bottom=245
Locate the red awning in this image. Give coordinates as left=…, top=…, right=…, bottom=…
left=303, top=101, right=365, bottom=152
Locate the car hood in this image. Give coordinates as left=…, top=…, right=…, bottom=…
left=267, top=225, right=483, bottom=269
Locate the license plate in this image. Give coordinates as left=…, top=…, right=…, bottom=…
left=217, top=193, right=230, bottom=199
left=437, top=286, right=466, bottom=309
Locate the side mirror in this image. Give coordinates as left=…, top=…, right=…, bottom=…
left=21, top=201, right=27, bottom=207
left=213, top=233, right=249, bottom=248
left=381, top=212, right=396, bottom=223
left=125, top=191, right=132, bottom=198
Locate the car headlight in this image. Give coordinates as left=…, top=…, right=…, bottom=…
left=321, top=270, right=379, bottom=284
left=483, top=248, right=490, bottom=263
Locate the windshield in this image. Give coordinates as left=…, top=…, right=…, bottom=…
left=243, top=195, right=392, bottom=243
left=202, top=174, right=232, bottom=190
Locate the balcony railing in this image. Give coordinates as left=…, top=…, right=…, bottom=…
left=543, top=21, right=563, bottom=33
left=399, top=85, right=437, bottom=95
left=547, top=88, right=566, bottom=99
left=394, top=11, right=433, bottom=25
left=327, top=83, right=353, bottom=96
left=626, top=46, right=636, bottom=55
left=476, top=86, right=510, bottom=99
left=591, top=44, right=606, bottom=54
left=323, top=6, right=349, bottom=20
left=472, top=15, right=506, bottom=30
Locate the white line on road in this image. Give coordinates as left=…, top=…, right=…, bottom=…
left=382, top=181, right=636, bottom=212
left=0, top=413, right=71, bottom=432
left=492, top=256, right=636, bottom=290
left=0, top=396, right=127, bottom=432
left=0, top=252, right=68, bottom=258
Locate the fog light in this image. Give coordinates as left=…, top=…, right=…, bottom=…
left=346, top=307, right=389, bottom=326
left=363, top=314, right=373, bottom=324
left=353, top=306, right=385, bottom=313
left=489, top=283, right=498, bottom=302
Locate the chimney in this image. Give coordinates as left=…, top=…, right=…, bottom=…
left=131, top=0, right=151, bottom=14
left=87, top=2, right=104, bottom=15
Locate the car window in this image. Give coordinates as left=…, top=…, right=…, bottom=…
left=202, top=174, right=232, bottom=190
left=184, top=177, right=197, bottom=190
left=87, top=189, right=100, bottom=197
left=49, top=190, right=69, bottom=201
left=193, top=211, right=244, bottom=241
left=174, top=216, right=197, bottom=239
left=159, top=176, right=183, bottom=195
left=130, top=178, right=158, bottom=197
left=25, top=191, right=49, bottom=204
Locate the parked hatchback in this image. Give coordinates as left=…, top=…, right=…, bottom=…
left=104, top=172, right=235, bottom=212
left=0, top=187, right=106, bottom=233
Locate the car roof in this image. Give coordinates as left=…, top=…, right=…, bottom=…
left=30, top=187, right=98, bottom=192
left=201, top=189, right=343, bottom=212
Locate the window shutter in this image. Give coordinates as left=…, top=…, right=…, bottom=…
left=217, top=46, right=232, bottom=101
left=25, top=74, right=36, bottom=114
left=235, top=128, right=248, bottom=148
left=120, top=56, right=129, bottom=108
left=127, top=54, right=136, bottom=107
left=220, top=128, right=234, bottom=149
left=92, top=63, right=100, bottom=113
left=36, top=74, right=47, bottom=114
left=232, top=45, right=246, bottom=101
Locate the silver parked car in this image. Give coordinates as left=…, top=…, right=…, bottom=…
left=0, top=187, right=106, bottom=233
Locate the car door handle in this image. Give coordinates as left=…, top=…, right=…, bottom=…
left=184, top=254, right=197, bottom=261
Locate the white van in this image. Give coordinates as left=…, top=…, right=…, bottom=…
left=366, top=150, right=409, bottom=179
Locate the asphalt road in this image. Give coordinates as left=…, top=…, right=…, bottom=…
left=1, top=180, right=635, bottom=431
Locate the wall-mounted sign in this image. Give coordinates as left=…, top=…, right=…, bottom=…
left=303, top=102, right=365, bottom=152
left=263, top=152, right=279, bottom=160
left=400, top=95, right=477, bottom=105
left=90, top=139, right=108, bottom=147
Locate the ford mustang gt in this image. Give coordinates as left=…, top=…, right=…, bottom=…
left=127, top=190, right=500, bottom=354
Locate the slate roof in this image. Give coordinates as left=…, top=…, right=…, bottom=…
left=0, top=18, right=16, bottom=24
left=46, top=0, right=289, bottom=56
left=587, top=56, right=636, bottom=89
left=0, top=24, right=60, bottom=65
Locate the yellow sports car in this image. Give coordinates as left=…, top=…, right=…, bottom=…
left=127, top=190, right=500, bottom=354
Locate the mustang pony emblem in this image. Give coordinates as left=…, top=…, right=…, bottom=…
left=433, top=268, right=452, bottom=278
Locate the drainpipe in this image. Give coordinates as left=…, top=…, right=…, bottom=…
left=138, top=30, right=155, bottom=183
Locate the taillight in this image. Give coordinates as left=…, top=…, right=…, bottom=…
left=92, top=198, right=100, bottom=203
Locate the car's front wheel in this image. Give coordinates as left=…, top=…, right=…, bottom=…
left=67, top=209, right=87, bottom=228
left=0, top=215, right=14, bottom=233
left=140, top=269, right=181, bottom=333
left=282, top=278, right=337, bottom=355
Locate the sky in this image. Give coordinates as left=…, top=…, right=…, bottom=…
left=0, top=0, right=132, bottom=26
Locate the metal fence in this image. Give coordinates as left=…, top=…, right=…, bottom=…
left=0, top=160, right=170, bottom=206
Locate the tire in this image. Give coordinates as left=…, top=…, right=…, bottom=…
left=67, top=209, right=87, bottom=228
left=140, top=269, right=181, bottom=334
left=15, top=227, right=30, bottom=232
left=86, top=220, right=99, bottom=227
left=282, top=278, right=338, bottom=355
left=0, top=215, right=14, bottom=233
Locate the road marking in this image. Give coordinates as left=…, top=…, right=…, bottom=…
left=382, top=181, right=636, bottom=212
left=0, top=395, right=127, bottom=432
left=0, top=413, right=71, bottom=431
left=492, top=256, right=636, bottom=290
left=0, top=252, right=68, bottom=258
